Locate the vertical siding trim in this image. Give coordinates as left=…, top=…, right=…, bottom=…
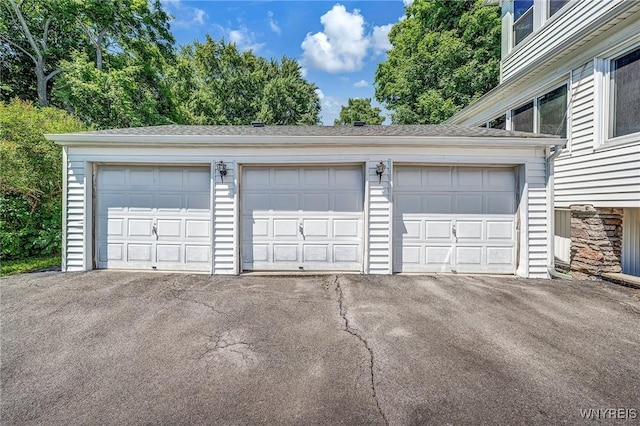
left=212, top=160, right=237, bottom=275
left=516, top=165, right=529, bottom=277
left=61, top=147, right=68, bottom=272
left=622, top=208, right=640, bottom=276
left=363, top=164, right=370, bottom=273
left=83, top=162, right=93, bottom=271
left=366, top=159, right=392, bottom=274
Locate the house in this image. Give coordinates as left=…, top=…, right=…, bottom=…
left=446, top=0, right=640, bottom=279
left=45, top=124, right=562, bottom=278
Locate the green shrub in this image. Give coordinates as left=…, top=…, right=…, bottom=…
left=0, top=99, right=89, bottom=261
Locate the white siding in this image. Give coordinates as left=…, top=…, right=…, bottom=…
left=213, top=160, right=237, bottom=274
left=554, top=61, right=640, bottom=208
left=65, top=156, right=87, bottom=271
left=502, top=0, right=637, bottom=82
left=526, top=160, right=549, bottom=278
left=554, top=209, right=571, bottom=264
left=366, top=160, right=391, bottom=274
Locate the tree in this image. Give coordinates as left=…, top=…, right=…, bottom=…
left=334, top=98, right=385, bottom=125
left=169, top=37, right=320, bottom=125
left=52, top=46, right=175, bottom=129
left=0, top=0, right=82, bottom=106
left=0, top=99, right=89, bottom=259
left=74, top=0, right=174, bottom=70
left=0, top=0, right=174, bottom=106
left=374, top=0, right=501, bottom=124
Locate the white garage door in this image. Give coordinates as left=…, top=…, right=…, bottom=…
left=242, top=166, right=364, bottom=271
left=96, top=165, right=211, bottom=271
left=393, top=166, right=516, bottom=274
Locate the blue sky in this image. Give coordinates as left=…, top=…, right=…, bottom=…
left=161, top=1, right=411, bottom=124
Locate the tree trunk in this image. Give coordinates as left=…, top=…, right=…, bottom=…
left=36, top=60, right=48, bottom=106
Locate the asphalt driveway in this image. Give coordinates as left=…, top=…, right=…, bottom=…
left=1, top=272, right=639, bottom=425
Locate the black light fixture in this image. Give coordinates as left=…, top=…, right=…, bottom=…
left=376, top=161, right=386, bottom=184
left=217, top=161, right=227, bottom=182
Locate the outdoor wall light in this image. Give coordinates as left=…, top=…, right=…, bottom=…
left=217, top=161, right=227, bottom=182
left=376, top=161, right=386, bottom=184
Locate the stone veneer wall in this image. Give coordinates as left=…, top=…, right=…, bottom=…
left=570, top=205, right=623, bottom=280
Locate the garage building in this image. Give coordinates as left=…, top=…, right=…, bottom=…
left=46, top=124, right=563, bottom=278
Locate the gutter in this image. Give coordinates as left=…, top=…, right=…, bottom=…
left=546, top=144, right=572, bottom=280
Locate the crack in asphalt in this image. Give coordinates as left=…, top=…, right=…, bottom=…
left=198, top=332, right=253, bottom=360
left=333, top=275, right=389, bottom=426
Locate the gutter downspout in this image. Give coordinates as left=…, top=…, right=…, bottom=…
left=546, top=144, right=572, bottom=280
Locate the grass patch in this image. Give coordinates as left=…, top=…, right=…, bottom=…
left=0, top=255, right=61, bottom=277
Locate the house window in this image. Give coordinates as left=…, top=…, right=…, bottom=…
left=538, top=85, right=567, bottom=137
left=549, top=0, right=569, bottom=17
left=512, top=102, right=534, bottom=132
left=489, top=115, right=507, bottom=130
left=610, top=47, right=640, bottom=139
left=513, top=0, right=534, bottom=46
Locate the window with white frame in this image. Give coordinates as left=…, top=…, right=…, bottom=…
left=548, top=0, right=569, bottom=17
left=507, top=83, right=568, bottom=137
left=610, top=47, right=640, bottom=139
left=513, top=0, right=534, bottom=46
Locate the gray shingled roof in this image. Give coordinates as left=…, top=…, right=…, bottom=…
left=74, top=124, right=558, bottom=139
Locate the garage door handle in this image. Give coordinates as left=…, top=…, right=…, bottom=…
left=152, top=223, right=158, bottom=240
left=299, top=223, right=305, bottom=240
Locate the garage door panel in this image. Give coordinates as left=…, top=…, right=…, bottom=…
left=424, top=194, right=453, bottom=214
left=334, top=245, right=359, bottom=262
left=128, top=219, right=153, bottom=237
left=394, top=166, right=515, bottom=274
left=456, top=221, right=483, bottom=241
left=275, top=169, right=299, bottom=185
left=97, top=165, right=211, bottom=272
left=395, top=194, right=422, bottom=213
left=456, top=246, right=483, bottom=266
left=487, top=221, right=514, bottom=240
left=242, top=166, right=363, bottom=271
left=486, top=193, right=516, bottom=214
left=157, top=194, right=182, bottom=211
left=128, top=194, right=154, bottom=211
left=303, top=219, right=328, bottom=237
left=157, top=219, right=181, bottom=237
left=128, top=244, right=152, bottom=261
left=425, top=247, right=453, bottom=265
left=304, top=245, right=328, bottom=262
left=457, top=168, right=484, bottom=188
left=425, top=221, right=453, bottom=240
left=334, top=219, right=360, bottom=237
left=304, top=169, right=329, bottom=186
left=273, top=193, right=299, bottom=210
left=334, top=193, right=362, bottom=212
left=274, top=245, right=298, bottom=262
left=274, top=219, right=298, bottom=237
left=157, top=245, right=181, bottom=262
left=456, top=194, right=484, bottom=214
left=185, top=245, right=210, bottom=263
left=487, top=247, right=514, bottom=265
left=129, top=169, right=154, bottom=188
left=303, top=194, right=330, bottom=211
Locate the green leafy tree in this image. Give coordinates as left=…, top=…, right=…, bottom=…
left=52, top=47, right=175, bottom=129
left=375, top=0, right=501, bottom=124
left=0, top=0, right=82, bottom=106
left=0, top=99, right=89, bottom=260
left=334, top=98, right=385, bottom=125
left=170, top=37, right=320, bottom=125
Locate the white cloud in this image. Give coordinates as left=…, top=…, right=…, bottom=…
left=162, top=0, right=207, bottom=27
left=315, top=88, right=325, bottom=100
left=268, top=11, right=281, bottom=35
left=301, top=4, right=396, bottom=73
left=403, top=0, right=414, bottom=5
left=301, top=4, right=369, bottom=73
left=371, top=24, right=393, bottom=54
left=354, top=80, right=369, bottom=88
left=217, top=26, right=264, bottom=52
